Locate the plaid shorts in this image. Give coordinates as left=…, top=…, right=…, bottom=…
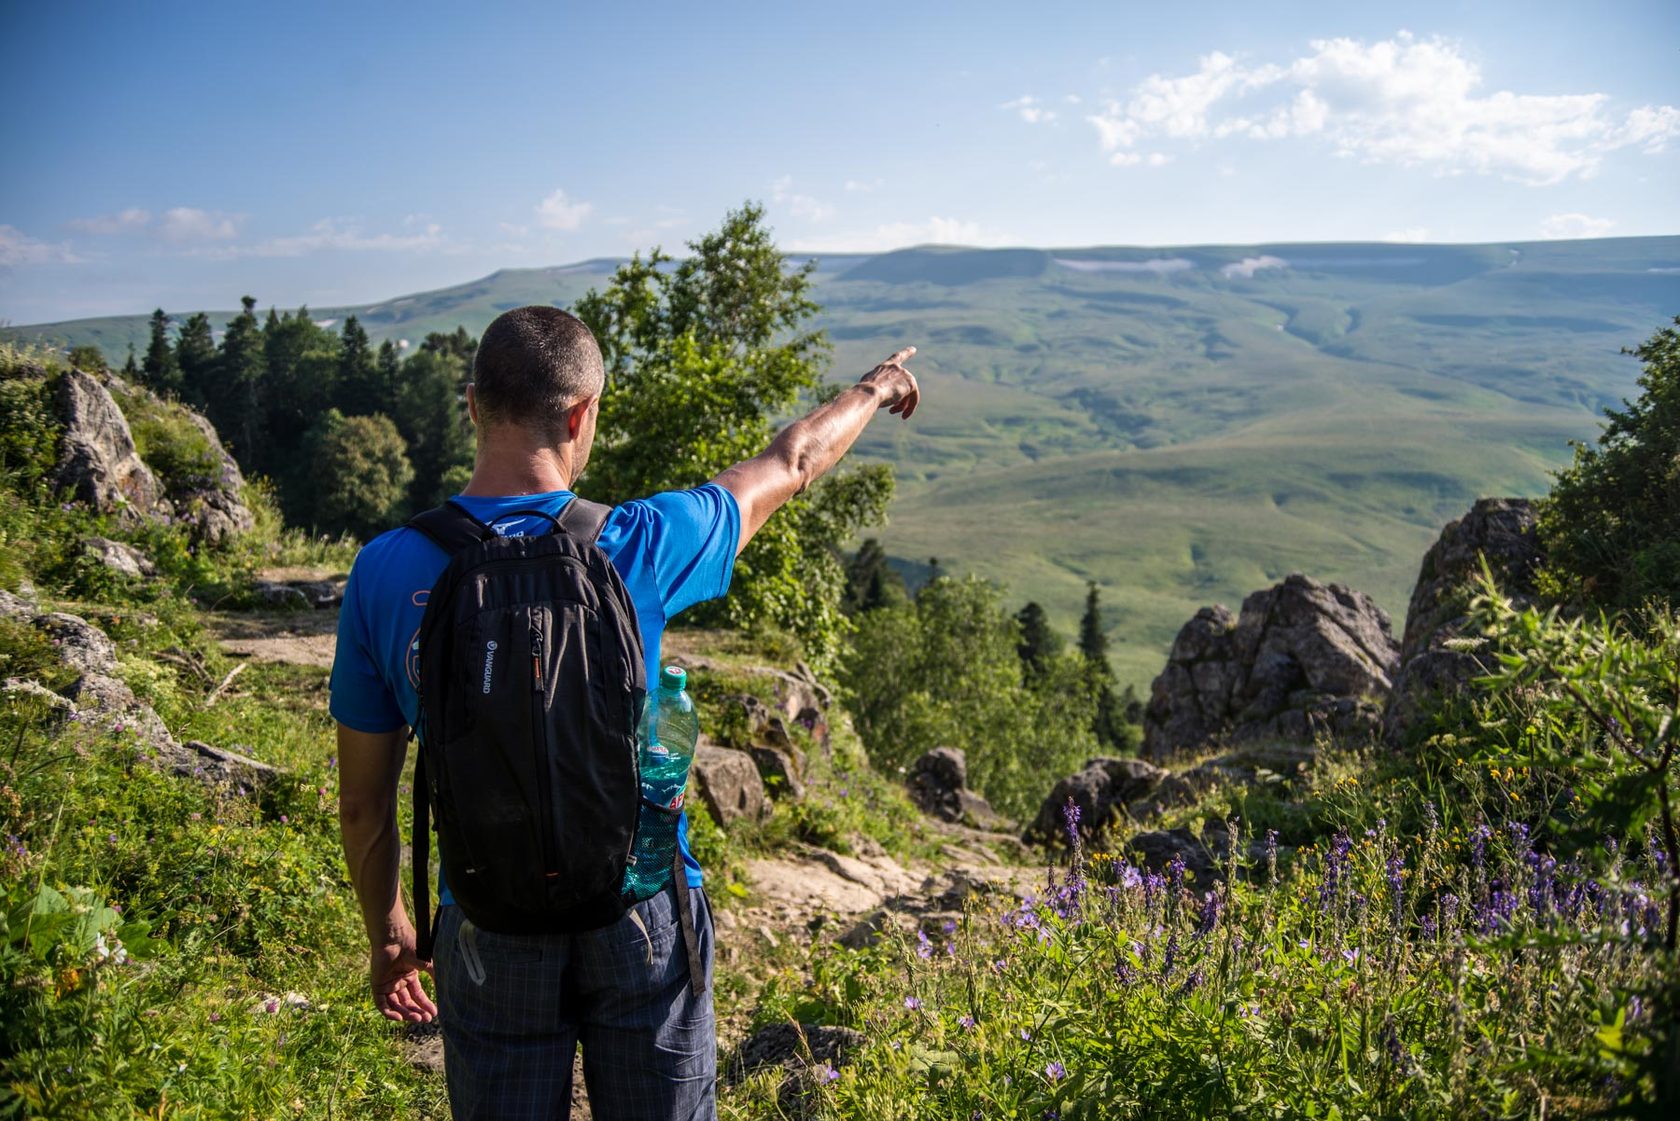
left=434, top=883, right=715, bottom=1120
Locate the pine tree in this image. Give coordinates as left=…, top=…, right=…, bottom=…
left=1078, top=581, right=1134, bottom=750
left=210, top=296, right=267, bottom=463
left=121, top=343, right=139, bottom=379
left=336, top=316, right=377, bottom=415
left=844, top=538, right=905, bottom=614
left=375, top=340, right=402, bottom=404
left=141, top=309, right=181, bottom=396
left=173, top=312, right=217, bottom=410
left=1014, top=601, right=1062, bottom=680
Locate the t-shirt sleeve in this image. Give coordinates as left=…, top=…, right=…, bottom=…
left=328, top=551, right=407, bottom=734
left=604, top=483, right=740, bottom=619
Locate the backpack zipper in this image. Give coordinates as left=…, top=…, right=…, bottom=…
left=530, top=616, right=559, bottom=886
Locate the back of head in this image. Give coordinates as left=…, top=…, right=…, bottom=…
left=472, top=307, right=605, bottom=435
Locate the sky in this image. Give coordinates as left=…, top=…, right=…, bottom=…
left=1, top=0, right=1676, bottom=324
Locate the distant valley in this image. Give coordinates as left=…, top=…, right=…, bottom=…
left=10, top=236, right=1677, bottom=686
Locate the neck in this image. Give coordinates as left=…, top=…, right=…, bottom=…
left=459, top=438, right=577, bottom=497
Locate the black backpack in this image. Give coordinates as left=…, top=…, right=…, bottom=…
left=405, top=498, right=646, bottom=959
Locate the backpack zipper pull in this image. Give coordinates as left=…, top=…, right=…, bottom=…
left=530, top=628, right=544, bottom=692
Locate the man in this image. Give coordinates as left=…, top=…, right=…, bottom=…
left=330, top=305, right=919, bottom=1119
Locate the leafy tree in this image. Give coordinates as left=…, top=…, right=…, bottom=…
left=843, top=576, right=1099, bottom=819
left=844, top=537, right=906, bottom=614
left=394, top=348, right=473, bottom=510
left=1538, top=317, right=1680, bottom=615
left=141, top=310, right=181, bottom=396
left=301, top=410, right=413, bottom=540
left=67, top=344, right=105, bottom=372
left=173, top=312, right=216, bottom=409
left=207, top=296, right=266, bottom=462
left=1014, top=601, right=1063, bottom=681
left=575, top=203, right=891, bottom=665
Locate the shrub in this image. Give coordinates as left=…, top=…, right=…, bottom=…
left=1538, top=316, right=1680, bottom=615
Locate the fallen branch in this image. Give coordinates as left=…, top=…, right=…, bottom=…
left=204, top=662, right=248, bottom=707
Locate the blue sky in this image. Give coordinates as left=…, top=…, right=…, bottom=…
left=2, top=0, right=1675, bottom=323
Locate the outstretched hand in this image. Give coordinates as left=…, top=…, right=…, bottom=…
left=370, top=936, right=437, bottom=1023
left=859, top=345, right=921, bottom=418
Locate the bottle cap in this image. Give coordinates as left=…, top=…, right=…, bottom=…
left=660, top=665, right=687, bottom=692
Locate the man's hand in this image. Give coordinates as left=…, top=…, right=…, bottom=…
left=715, top=345, right=923, bottom=553
left=858, top=345, right=920, bottom=418
left=370, top=933, right=437, bottom=1023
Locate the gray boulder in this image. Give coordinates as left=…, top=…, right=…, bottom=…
left=33, top=611, right=120, bottom=676
left=1384, top=498, right=1543, bottom=744
left=906, top=747, right=1004, bottom=828
left=252, top=582, right=312, bottom=611
left=81, top=536, right=156, bottom=580
left=54, top=369, right=166, bottom=517
left=1142, top=574, right=1400, bottom=759
left=690, top=740, right=767, bottom=826
left=1025, top=756, right=1173, bottom=844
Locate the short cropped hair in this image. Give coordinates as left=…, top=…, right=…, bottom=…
left=471, top=306, right=605, bottom=430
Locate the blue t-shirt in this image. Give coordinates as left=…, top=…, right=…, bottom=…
left=328, top=484, right=741, bottom=895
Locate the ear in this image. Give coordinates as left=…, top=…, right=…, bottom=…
left=465, top=384, right=479, bottom=426
left=567, top=396, right=599, bottom=440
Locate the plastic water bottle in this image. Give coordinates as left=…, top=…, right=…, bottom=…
left=623, top=665, right=699, bottom=899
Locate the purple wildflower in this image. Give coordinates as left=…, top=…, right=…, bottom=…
left=1386, top=851, right=1405, bottom=927
left=916, top=930, right=933, bottom=959
left=959, top=1014, right=976, bottom=1030
left=819, top=1062, right=840, bottom=1084
left=1114, top=959, right=1137, bottom=985
left=1062, top=797, right=1082, bottom=849
left=1194, top=890, right=1223, bottom=938
left=1470, top=824, right=1491, bottom=869
left=904, top=996, right=922, bottom=1011
left=1045, top=1060, right=1066, bottom=1083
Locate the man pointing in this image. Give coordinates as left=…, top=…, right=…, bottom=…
left=330, top=304, right=919, bottom=1119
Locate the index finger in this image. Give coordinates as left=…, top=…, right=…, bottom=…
left=883, top=345, right=917, bottom=367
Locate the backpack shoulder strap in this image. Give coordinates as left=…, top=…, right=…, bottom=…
left=555, top=496, right=613, bottom=545
left=406, top=500, right=494, bottom=555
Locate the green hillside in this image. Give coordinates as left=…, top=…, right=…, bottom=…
left=10, top=236, right=1677, bottom=685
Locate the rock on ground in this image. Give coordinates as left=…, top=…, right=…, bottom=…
left=691, top=740, right=767, bottom=825
left=1143, top=573, right=1400, bottom=759
left=1024, top=757, right=1173, bottom=843
left=1384, top=497, right=1542, bottom=745
left=906, top=747, right=1004, bottom=828
left=81, top=536, right=157, bottom=580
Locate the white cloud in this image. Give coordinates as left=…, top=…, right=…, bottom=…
left=157, top=207, right=242, bottom=242
left=1109, top=151, right=1172, bottom=167
left=844, top=177, right=885, bottom=193
left=499, top=222, right=530, bottom=237
left=1055, top=257, right=1193, bottom=274
left=0, top=225, right=82, bottom=266
left=1382, top=227, right=1433, bottom=243
left=205, top=218, right=447, bottom=259
left=789, top=216, right=1013, bottom=253
left=1539, top=212, right=1615, bottom=239
left=535, top=188, right=593, bottom=231
left=1221, top=254, right=1289, bottom=278
left=66, top=207, right=151, bottom=235
left=770, top=176, right=834, bottom=222
left=1001, top=95, right=1057, bottom=124
left=1083, top=33, right=1680, bottom=184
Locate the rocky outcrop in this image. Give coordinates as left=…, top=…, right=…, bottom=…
left=906, top=747, right=1003, bottom=828
left=1142, top=574, right=1400, bottom=759
left=172, top=403, right=254, bottom=545
left=1384, top=498, right=1543, bottom=744
left=690, top=740, right=767, bottom=826
left=54, top=369, right=166, bottom=518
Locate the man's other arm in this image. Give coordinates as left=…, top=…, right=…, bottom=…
left=713, top=346, right=921, bottom=555
left=337, top=723, right=437, bottom=1023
